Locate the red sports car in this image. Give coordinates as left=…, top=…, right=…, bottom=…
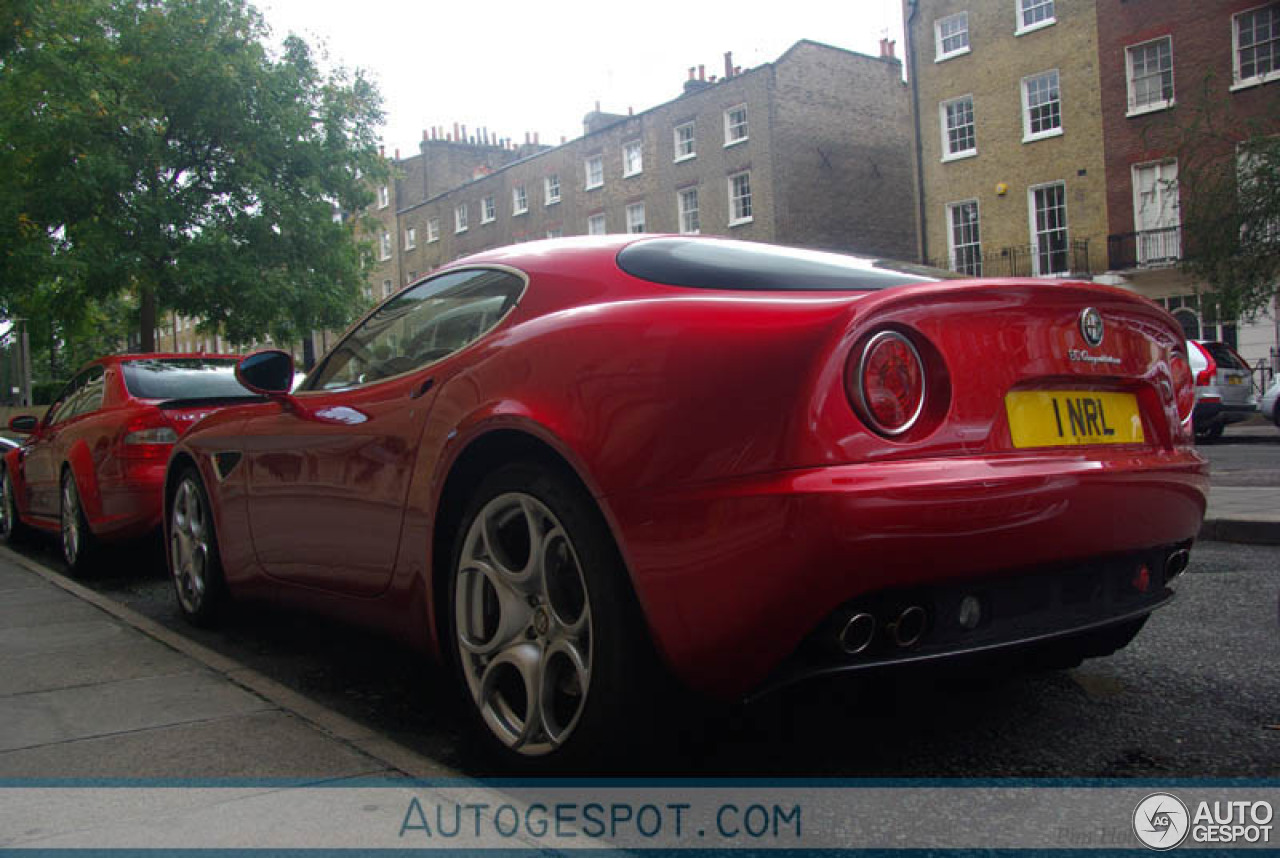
left=2, top=354, right=249, bottom=573
left=164, top=236, right=1208, bottom=768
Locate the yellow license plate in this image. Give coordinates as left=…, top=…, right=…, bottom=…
left=1227, top=376, right=1243, bottom=385
left=1005, top=391, right=1145, bottom=448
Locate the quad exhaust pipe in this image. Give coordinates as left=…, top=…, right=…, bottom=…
left=833, top=605, right=928, bottom=656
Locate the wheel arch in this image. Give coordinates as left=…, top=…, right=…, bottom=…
left=62, top=442, right=102, bottom=527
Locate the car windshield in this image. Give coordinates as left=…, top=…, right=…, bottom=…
left=122, top=358, right=249, bottom=400
left=616, top=237, right=956, bottom=291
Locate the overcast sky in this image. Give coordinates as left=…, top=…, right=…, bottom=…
left=255, top=0, right=906, bottom=156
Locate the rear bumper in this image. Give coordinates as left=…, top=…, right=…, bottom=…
left=93, top=463, right=167, bottom=539
left=1194, top=400, right=1257, bottom=428
left=608, top=448, right=1208, bottom=699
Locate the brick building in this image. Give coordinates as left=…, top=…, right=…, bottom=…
left=905, top=0, right=1110, bottom=278
left=1093, top=0, right=1279, bottom=372
left=374, top=40, right=916, bottom=288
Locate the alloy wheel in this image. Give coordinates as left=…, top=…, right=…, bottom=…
left=61, top=477, right=82, bottom=566
left=455, top=492, right=593, bottom=757
left=170, top=477, right=211, bottom=615
left=0, top=471, right=13, bottom=538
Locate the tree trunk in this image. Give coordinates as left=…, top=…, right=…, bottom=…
left=140, top=288, right=156, bottom=353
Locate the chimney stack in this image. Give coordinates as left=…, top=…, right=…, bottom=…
left=879, top=38, right=896, bottom=59
left=688, top=67, right=696, bottom=80
left=699, top=64, right=706, bottom=81
left=724, top=51, right=733, bottom=79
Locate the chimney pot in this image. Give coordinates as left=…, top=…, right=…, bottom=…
left=699, top=64, right=706, bottom=81
left=888, top=39, right=896, bottom=59
left=688, top=66, right=696, bottom=80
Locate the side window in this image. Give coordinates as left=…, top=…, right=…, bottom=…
left=71, top=367, right=106, bottom=418
left=309, top=268, right=525, bottom=391
left=45, top=372, right=87, bottom=426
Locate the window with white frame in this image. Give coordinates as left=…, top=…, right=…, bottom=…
left=674, top=122, right=696, bottom=161
left=585, top=155, right=604, bottom=190
left=404, top=227, right=416, bottom=250
left=1016, top=0, right=1055, bottom=34
left=382, top=279, right=393, bottom=298
left=1127, top=37, right=1174, bottom=113
left=941, top=95, right=977, bottom=159
left=481, top=196, right=496, bottom=224
left=678, top=188, right=700, bottom=234
left=362, top=284, right=373, bottom=301
left=935, top=12, right=970, bottom=60
left=1132, top=160, right=1181, bottom=264
left=1233, top=3, right=1279, bottom=88
left=377, top=185, right=389, bottom=208
left=724, top=105, right=748, bottom=146
left=512, top=185, right=528, bottom=215
left=623, top=141, right=643, bottom=177
left=626, top=202, right=646, bottom=233
left=1029, top=182, right=1069, bottom=275
left=545, top=174, right=561, bottom=205
left=587, top=213, right=606, bottom=235
left=947, top=200, right=982, bottom=275
left=728, top=171, right=753, bottom=225
left=546, top=227, right=563, bottom=239
left=427, top=217, right=440, bottom=242
left=454, top=204, right=468, bottom=233
left=379, top=231, right=392, bottom=260
left=1022, top=70, right=1062, bottom=141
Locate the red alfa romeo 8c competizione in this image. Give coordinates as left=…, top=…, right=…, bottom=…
left=164, top=236, right=1209, bottom=768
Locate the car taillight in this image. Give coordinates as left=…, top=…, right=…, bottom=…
left=1191, top=342, right=1216, bottom=387
left=847, top=330, right=926, bottom=436
left=1170, top=351, right=1195, bottom=421
left=119, top=419, right=178, bottom=460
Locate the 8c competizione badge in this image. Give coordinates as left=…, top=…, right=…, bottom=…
left=1134, top=793, right=1190, bottom=850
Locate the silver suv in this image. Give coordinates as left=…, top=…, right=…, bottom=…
left=1188, top=340, right=1257, bottom=441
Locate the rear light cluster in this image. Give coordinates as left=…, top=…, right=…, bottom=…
left=119, top=415, right=179, bottom=461
left=1189, top=341, right=1216, bottom=387
left=844, top=328, right=946, bottom=438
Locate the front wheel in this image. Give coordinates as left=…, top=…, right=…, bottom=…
left=168, top=467, right=226, bottom=626
left=60, top=470, right=97, bottom=575
left=448, top=462, right=656, bottom=770
left=1195, top=423, right=1224, bottom=443
left=0, top=466, right=30, bottom=546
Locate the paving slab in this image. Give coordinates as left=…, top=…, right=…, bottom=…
left=0, top=670, right=272, bottom=753
left=0, top=710, right=398, bottom=779
left=0, top=634, right=194, bottom=696
left=0, top=618, right=131, bottom=658
left=0, top=588, right=109, bottom=627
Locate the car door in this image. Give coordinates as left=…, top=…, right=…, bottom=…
left=242, top=267, right=526, bottom=597
left=22, top=369, right=94, bottom=518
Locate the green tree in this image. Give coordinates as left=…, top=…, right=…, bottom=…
left=0, top=0, right=388, bottom=351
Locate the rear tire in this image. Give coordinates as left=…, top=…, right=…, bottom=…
left=167, top=467, right=227, bottom=627
left=446, top=461, right=659, bottom=771
left=1195, top=423, right=1224, bottom=443
left=60, top=470, right=97, bottom=576
left=0, top=465, right=31, bottom=546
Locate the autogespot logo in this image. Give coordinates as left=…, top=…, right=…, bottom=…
left=1134, top=793, right=1190, bottom=850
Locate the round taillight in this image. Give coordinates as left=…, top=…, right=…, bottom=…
left=1170, top=351, right=1195, bottom=420
left=851, top=330, right=926, bottom=436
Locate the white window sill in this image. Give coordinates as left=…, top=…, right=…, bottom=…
left=935, top=47, right=971, bottom=63
left=724, top=137, right=749, bottom=149
left=1230, top=70, right=1280, bottom=92
left=728, top=216, right=754, bottom=228
left=623, top=170, right=642, bottom=179
left=480, top=218, right=495, bottom=226
left=513, top=210, right=527, bottom=218
left=455, top=228, right=468, bottom=235
left=941, top=149, right=978, bottom=163
left=404, top=245, right=416, bottom=252
left=674, top=153, right=697, bottom=163
left=585, top=184, right=603, bottom=191
left=427, top=238, right=439, bottom=244
left=1022, top=127, right=1064, bottom=144
left=1015, top=18, right=1055, bottom=37
left=1126, top=100, right=1174, bottom=118
left=545, top=199, right=561, bottom=207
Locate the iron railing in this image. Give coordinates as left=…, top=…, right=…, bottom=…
left=933, top=239, right=1092, bottom=278
left=1107, top=226, right=1183, bottom=271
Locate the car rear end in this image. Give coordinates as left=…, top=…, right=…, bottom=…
left=96, top=356, right=251, bottom=536
left=1188, top=340, right=1257, bottom=437
left=608, top=267, right=1207, bottom=699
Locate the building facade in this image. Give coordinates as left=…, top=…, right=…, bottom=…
left=905, top=0, right=1111, bottom=278
left=376, top=40, right=916, bottom=286
left=1094, top=0, right=1279, bottom=372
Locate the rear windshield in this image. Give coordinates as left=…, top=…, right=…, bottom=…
left=616, top=238, right=951, bottom=291
left=122, top=358, right=249, bottom=400
left=1203, top=342, right=1247, bottom=370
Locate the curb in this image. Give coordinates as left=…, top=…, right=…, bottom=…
left=0, top=546, right=461, bottom=780
left=1198, top=518, right=1280, bottom=546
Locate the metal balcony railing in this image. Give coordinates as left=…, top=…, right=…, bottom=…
left=1107, top=226, right=1183, bottom=271
left=934, top=239, right=1092, bottom=278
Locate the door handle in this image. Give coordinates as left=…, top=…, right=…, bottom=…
left=410, top=378, right=435, bottom=399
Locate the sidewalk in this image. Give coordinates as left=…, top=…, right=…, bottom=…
left=1200, top=419, right=1280, bottom=546
left=0, top=549, right=452, bottom=779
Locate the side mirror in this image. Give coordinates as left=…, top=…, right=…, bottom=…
left=8, top=415, right=40, bottom=435
left=236, top=350, right=295, bottom=396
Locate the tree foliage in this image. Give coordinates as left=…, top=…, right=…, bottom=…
left=0, top=0, right=389, bottom=351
